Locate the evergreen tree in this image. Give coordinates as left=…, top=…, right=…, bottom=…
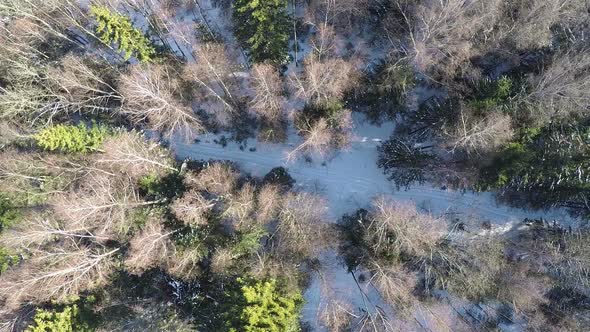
left=233, top=0, right=291, bottom=64
left=26, top=305, right=94, bottom=332
left=234, top=279, right=302, bottom=332
left=483, top=124, right=590, bottom=210
left=34, top=123, right=108, bottom=153
left=378, top=137, right=434, bottom=189
left=90, top=5, right=156, bottom=62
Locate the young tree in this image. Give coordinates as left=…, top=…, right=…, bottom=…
left=120, top=64, right=203, bottom=139
left=233, top=0, right=291, bottom=64
left=34, top=123, right=108, bottom=153
left=90, top=5, right=156, bottom=62
left=234, top=278, right=303, bottom=332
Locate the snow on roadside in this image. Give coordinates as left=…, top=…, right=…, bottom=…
left=172, top=113, right=579, bottom=228
left=172, top=112, right=581, bottom=331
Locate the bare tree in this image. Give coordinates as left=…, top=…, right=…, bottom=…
left=249, top=64, right=285, bottom=123
left=320, top=298, right=355, bottom=332
left=0, top=83, right=48, bottom=123
left=306, top=0, right=372, bottom=32
left=368, top=261, right=417, bottom=314
left=318, top=273, right=355, bottom=332
left=51, top=173, right=154, bottom=238
left=0, top=212, right=109, bottom=251
left=125, top=217, right=176, bottom=275
left=497, top=0, right=588, bottom=50
left=210, top=247, right=236, bottom=274
left=0, top=121, right=27, bottom=147
left=0, top=0, right=91, bottom=47
left=290, top=56, right=357, bottom=106
left=529, top=50, right=590, bottom=119
left=120, top=64, right=203, bottom=139
left=417, top=302, right=472, bottom=332
left=367, top=196, right=446, bottom=259
left=447, top=111, right=513, bottom=155
left=275, top=192, right=329, bottom=259
left=0, top=150, right=84, bottom=199
left=165, top=246, right=205, bottom=280
left=0, top=244, right=118, bottom=309
left=308, top=24, right=343, bottom=61
left=287, top=118, right=333, bottom=161
left=185, top=163, right=238, bottom=196
left=183, top=43, right=241, bottom=126
left=46, top=55, right=121, bottom=114
left=403, top=0, right=502, bottom=80
left=94, top=132, right=176, bottom=179
left=256, top=184, right=283, bottom=226
left=170, top=189, right=215, bottom=227
left=223, top=183, right=256, bottom=230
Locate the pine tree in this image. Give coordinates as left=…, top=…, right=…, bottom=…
left=235, top=279, right=302, bottom=332
left=233, top=0, right=291, bottom=64
left=483, top=124, right=590, bottom=210
left=34, top=123, right=108, bottom=153
left=90, top=6, right=156, bottom=62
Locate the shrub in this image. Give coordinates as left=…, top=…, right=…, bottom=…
left=467, top=76, right=517, bottom=113
left=0, top=247, right=17, bottom=274
left=0, top=194, right=20, bottom=231
left=34, top=123, right=108, bottom=153
left=429, top=238, right=507, bottom=300
left=263, top=167, right=295, bottom=189
left=26, top=304, right=93, bottom=332
left=365, top=197, right=446, bottom=262
left=90, top=5, right=156, bottom=62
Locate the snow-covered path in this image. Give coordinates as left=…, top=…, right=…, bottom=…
left=172, top=114, right=580, bottom=331
left=172, top=115, right=577, bottom=227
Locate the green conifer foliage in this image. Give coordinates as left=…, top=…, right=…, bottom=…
left=34, top=123, right=108, bottom=153
left=90, top=5, right=156, bottom=62
left=483, top=124, right=590, bottom=209
left=233, top=0, right=291, bottom=64
left=233, top=279, right=303, bottom=332
left=26, top=305, right=92, bottom=332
